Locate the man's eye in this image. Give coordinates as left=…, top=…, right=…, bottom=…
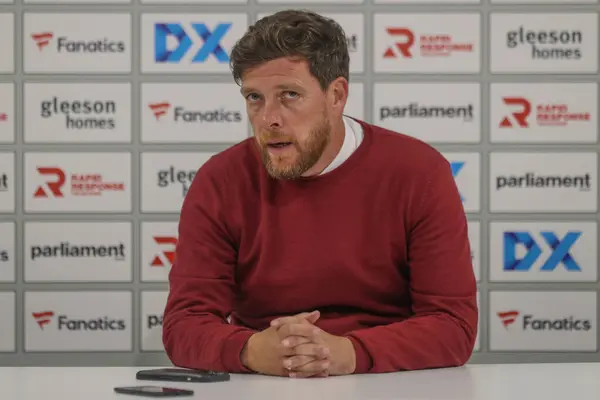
left=284, top=91, right=298, bottom=98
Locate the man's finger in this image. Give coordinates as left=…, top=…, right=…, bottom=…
left=277, top=335, right=312, bottom=354
left=281, top=342, right=329, bottom=358
left=277, top=323, right=323, bottom=342
left=282, top=355, right=314, bottom=370
left=287, top=359, right=330, bottom=378
left=290, top=370, right=329, bottom=379
left=271, top=310, right=320, bottom=328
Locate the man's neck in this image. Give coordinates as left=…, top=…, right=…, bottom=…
left=301, top=117, right=346, bottom=177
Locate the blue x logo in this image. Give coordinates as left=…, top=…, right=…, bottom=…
left=154, top=22, right=232, bottom=63
left=503, top=231, right=582, bottom=272
left=450, top=161, right=465, bottom=202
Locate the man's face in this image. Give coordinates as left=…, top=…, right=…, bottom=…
left=241, top=58, right=334, bottom=180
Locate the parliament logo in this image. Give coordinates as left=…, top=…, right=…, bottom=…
left=374, top=83, right=480, bottom=143
left=23, top=13, right=131, bottom=73
left=24, top=221, right=132, bottom=283
left=490, top=83, right=597, bottom=143
left=141, top=291, right=169, bottom=351
left=490, top=13, right=598, bottom=73
left=258, top=12, right=364, bottom=73
left=141, top=14, right=248, bottom=73
left=0, top=152, right=14, bottom=213
left=374, top=13, right=481, bottom=73
left=489, top=291, right=597, bottom=351
left=489, top=152, right=597, bottom=213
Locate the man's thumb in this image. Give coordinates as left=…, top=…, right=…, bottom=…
left=304, top=310, right=320, bottom=323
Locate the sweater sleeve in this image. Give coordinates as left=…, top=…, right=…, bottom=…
left=344, top=157, right=478, bottom=373
left=162, top=160, right=256, bottom=373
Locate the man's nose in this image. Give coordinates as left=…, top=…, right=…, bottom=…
left=262, top=99, right=283, bottom=128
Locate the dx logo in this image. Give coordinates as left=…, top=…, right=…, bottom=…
left=154, top=22, right=232, bottom=63
left=503, top=231, right=582, bottom=272
left=450, top=161, right=465, bottom=202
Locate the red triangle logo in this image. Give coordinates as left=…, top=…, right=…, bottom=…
left=383, top=47, right=396, bottom=58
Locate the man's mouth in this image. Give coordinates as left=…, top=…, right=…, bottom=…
left=267, top=141, right=292, bottom=149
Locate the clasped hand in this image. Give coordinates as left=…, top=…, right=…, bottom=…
left=242, top=310, right=356, bottom=378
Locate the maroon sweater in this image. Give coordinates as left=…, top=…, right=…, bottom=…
left=162, top=119, right=478, bottom=374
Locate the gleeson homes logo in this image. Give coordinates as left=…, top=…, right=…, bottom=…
left=490, top=14, right=597, bottom=73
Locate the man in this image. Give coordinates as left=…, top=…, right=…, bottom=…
left=162, top=9, right=478, bottom=378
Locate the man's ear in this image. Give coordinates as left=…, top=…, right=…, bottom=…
left=329, top=77, right=349, bottom=114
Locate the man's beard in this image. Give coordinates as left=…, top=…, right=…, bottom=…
left=258, top=118, right=331, bottom=180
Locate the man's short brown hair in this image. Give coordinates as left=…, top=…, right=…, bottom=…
left=229, top=9, right=350, bottom=91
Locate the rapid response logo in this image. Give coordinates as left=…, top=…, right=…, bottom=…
left=384, top=27, right=474, bottom=58
left=150, top=236, right=177, bottom=267
left=34, top=167, right=125, bottom=197
left=500, top=97, right=590, bottom=128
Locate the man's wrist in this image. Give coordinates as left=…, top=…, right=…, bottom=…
left=240, top=333, right=256, bottom=370
left=341, top=337, right=356, bottom=374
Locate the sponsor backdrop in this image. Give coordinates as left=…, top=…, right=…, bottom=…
left=0, top=0, right=598, bottom=367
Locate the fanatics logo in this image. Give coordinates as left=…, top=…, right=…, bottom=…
left=32, top=310, right=55, bottom=329
left=151, top=236, right=177, bottom=267
left=497, top=310, right=519, bottom=328
left=383, top=27, right=474, bottom=58
left=148, top=102, right=170, bottom=120
left=31, top=32, right=53, bottom=50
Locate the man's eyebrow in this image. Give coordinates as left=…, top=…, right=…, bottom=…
left=240, top=83, right=301, bottom=95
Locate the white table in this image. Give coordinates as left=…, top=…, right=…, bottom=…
left=1, top=363, right=599, bottom=399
